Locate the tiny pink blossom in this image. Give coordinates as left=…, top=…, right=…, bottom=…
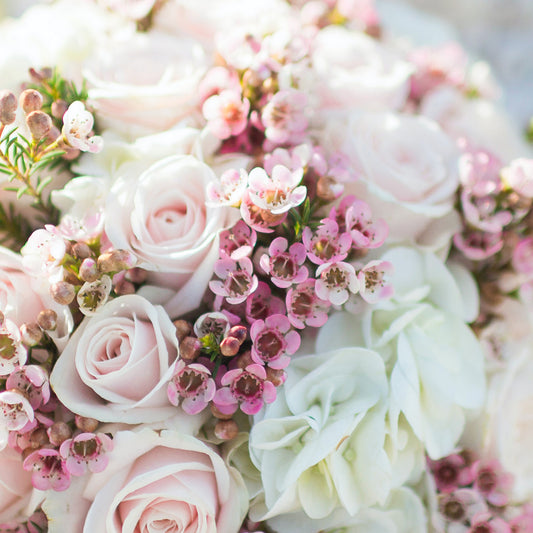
left=194, top=312, right=231, bottom=339
left=210, top=256, right=259, bottom=305
left=62, top=101, right=103, bottom=153
left=247, top=165, right=306, bottom=214
left=198, top=66, right=241, bottom=103
left=245, top=281, right=286, bottom=323
left=468, top=512, right=511, bottom=533
left=206, top=168, right=248, bottom=207
left=510, top=506, right=533, bottom=533
left=167, top=361, right=216, bottom=415
left=23, top=448, right=70, bottom=491
left=0, top=319, right=27, bottom=376
left=59, top=432, right=113, bottom=476
left=202, top=89, right=250, bottom=140
left=454, top=230, right=504, bottom=261
left=213, top=364, right=276, bottom=415
left=512, top=237, right=533, bottom=275
left=459, top=150, right=503, bottom=195
left=316, top=261, right=359, bottom=306
left=6, top=366, right=50, bottom=409
left=250, top=314, right=300, bottom=369
left=357, top=260, right=394, bottom=304
left=261, top=89, right=308, bottom=144
left=501, top=158, right=533, bottom=198
left=345, top=199, right=388, bottom=249
left=219, top=220, right=257, bottom=260
left=0, top=390, right=34, bottom=431
left=259, top=237, right=308, bottom=289
left=263, top=144, right=313, bottom=174
left=429, top=453, right=476, bottom=493
left=20, top=227, right=66, bottom=281
left=302, top=218, right=352, bottom=265
left=438, top=489, right=488, bottom=526
left=240, top=190, right=285, bottom=234
left=460, top=188, right=512, bottom=233
left=472, top=459, right=513, bottom=507
left=286, top=279, right=330, bottom=329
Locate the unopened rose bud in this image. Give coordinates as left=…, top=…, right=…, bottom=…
left=75, top=415, right=99, bottom=433
left=26, top=110, right=52, bottom=140
left=72, top=242, right=92, bottom=260
left=173, top=319, right=192, bottom=342
left=228, top=325, right=247, bottom=345
left=51, top=99, right=68, bottom=119
left=47, top=421, right=72, bottom=446
left=79, top=257, right=99, bottom=282
left=50, top=281, right=76, bottom=305
left=114, top=279, right=135, bottom=295
left=19, top=89, right=43, bottom=113
left=20, top=322, right=43, bottom=346
left=37, top=309, right=57, bottom=331
left=0, top=90, right=17, bottom=125
left=29, top=428, right=49, bottom=449
left=266, top=367, right=286, bottom=387
left=97, top=249, right=136, bottom=273
left=180, top=336, right=201, bottom=362
left=214, top=419, right=239, bottom=440
left=236, top=350, right=254, bottom=369
left=316, top=176, right=342, bottom=202
left=125, top=267, right=148, bottom=284
left=220, top=336, right=240, bottom=357
left=210, top=404, right=233, bottom=420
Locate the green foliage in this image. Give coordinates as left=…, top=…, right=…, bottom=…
left=0, top=201, right=32, bottom=250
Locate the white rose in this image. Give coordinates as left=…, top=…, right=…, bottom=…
left=310, top=26, right=413, bottom=112
left=50, top=294, right=181, bottom=423
left=249, top=347, right=390, bottom=521
left=85, top=30, right=207, bottom=138
left=105, top=155, right=238, bottom=318
left=320, top=112, right=461, bottom=250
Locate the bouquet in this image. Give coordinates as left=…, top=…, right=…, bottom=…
left=1, top=0, right=533, bottom=532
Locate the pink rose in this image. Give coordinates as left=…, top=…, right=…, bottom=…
left=50, top=295, right=180, bottom=423
left=43, top=428, right=248, bottom=533
left=105, top=155, right=238, bottom=318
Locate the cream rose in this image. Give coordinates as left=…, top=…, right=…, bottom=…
left=43, top=428, right=248, bottom=533
left=50, top=295, right=180, bottom=423
left=320, top=112, right=461, bottom=249
left=105, top=155, right=238, bottom=318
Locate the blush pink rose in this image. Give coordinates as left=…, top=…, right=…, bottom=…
left=43, top=428, right=248, bottom=533
left=105, top=155, right=238, bottom=318
left=50, top=295, right=180, bottom=424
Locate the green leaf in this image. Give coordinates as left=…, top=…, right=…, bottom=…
left=36, top=176, right=52, bottom=194
left=16, top=185, right=28, bottom=199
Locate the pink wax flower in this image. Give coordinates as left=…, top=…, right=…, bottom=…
left=357, top=260, right=394, bottom=304
left=512, top=237, right=533, bottom=275
left=213, top=364, right=276, bottom=415
left=62, top=101, right=103, bottom=153
left=202, top=89, right=250, bottom=140
left=198, top=66, right=241, bottom=104
left=261, top=89, right=308, bottom=144
left=250, top=314, right=301, bottom=369
left=286, top=279, right=330, bottom=329
left=468, top=512, right=511, bottom=533
left=345, top=198, right=388, bottom=249
left=167, top=361, right=216, bottom=415
left=263, top=144, right=313, bottom=174
left=429, top=453, right=476, bottom=493
left=460, top=188, right=512, bottom=234
left=240, top=190, right=285, bottom=233
left=459, top=150, right=503, bottom=196
left=501, top=158, right=533, bottom=199
left=245, top=281, right=286, bottom=323
left=454, top=230, right=504, bottom=261
left=510, top=506, right=533, bottom=533
left=0, top=319, right=27, bottom=376
left=259, top=237, right=308, bottom=288
left=0, top=390, right=34, bottom=431
left=315, top=261, right=359, bottom=306
left=302, top=218, right=352, bottom=265
left=438, top=489, right=488, bottom=527
left=20, top=226, right=66, bottom=281
left=219, top=220, right=257, bottom=260
left=194, top=312, right=231, bottom=339
left=247, top=165, right=307, bottom=214
left=60, top=432, right=114, bottom=476
left=23, top=448, right=70, bottom=491
left=6, top=365, right=50, bottom=409
left=472, top=459, right=513, bottom=507
left=209, top=256, right=259, bottom=305
left=207, top=168, right=248, bottom=207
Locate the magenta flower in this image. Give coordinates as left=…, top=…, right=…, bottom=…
left=213, top=364, right=276, bottom=415
left=261, top=89, right=308, bottom=144
left=206, top=168, right=248, bottom=207
left=468, top=512, right=511, bottom=533
left=454, top=230, right=504, bottom=261
left=167, top=361, right=216, bottom=415
left=247, top=165, right=307, bottom=214
left=473, top=459, right=513, bottom=507
left=60, top=432, right=113, bottom=476
left=357, top=260, right=394, bottom=304
left=259, top=237, right=308, bottom=288
left=23, top=448, right=70, bottom=491
left=302, top=218, right=351, bottom=265
left=250, top=314, right=300, bottom=369
left=202, top=89, right=250, bottom=140
left=219, top=220, right=257, bottom=260
left=245, top=281, right=286, bottom=323
left=429, top=454, right=476, bottom=493
left=6, top=365, right=50, bottom=409
left=315, top=261, right=359, bottom=306
left=345, top=199, right=388, bottom=249
left=210, top=256, right=259, bottom=305
left=0, top=390, right=34, bottom=431
left=286, top=279, right=330, bottom=329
